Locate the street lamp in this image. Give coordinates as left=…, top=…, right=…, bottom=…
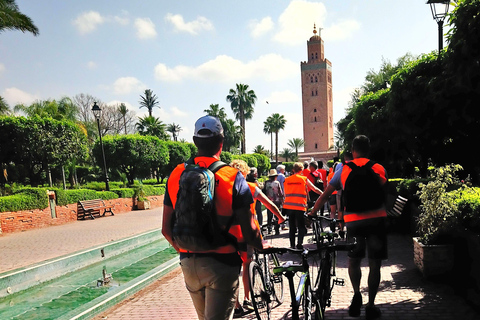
left=92, top=102, right=110, bottom=191
left=427, top=0, right=450, bottom=51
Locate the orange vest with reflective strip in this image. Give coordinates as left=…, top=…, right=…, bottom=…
left=340, top=158, right=387, bottom=223
left=167, top=156, right=241, bottom=254
left=283, top=174, right=308, bottom=211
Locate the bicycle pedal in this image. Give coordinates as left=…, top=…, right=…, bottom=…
left=334, top=278, right=345, bottom=286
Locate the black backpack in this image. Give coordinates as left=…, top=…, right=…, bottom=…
left=343, top=161, right=386, bottom=212
left=172, top=159, right=236, bottom=252
left=310, top=171, right=324, bottom=191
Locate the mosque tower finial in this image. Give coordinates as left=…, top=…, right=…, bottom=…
left=313, top=23, right=317, bottom=35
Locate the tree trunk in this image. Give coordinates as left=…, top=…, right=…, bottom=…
left=275, top=132, right=279, bottom=164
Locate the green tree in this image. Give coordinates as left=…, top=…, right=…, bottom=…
left=268, top=113, right=286, bottom=164
left=157, top=141, right=191, bottom=181
left=222, top=118, right=242, bottom=153
left=92, top=134, right=169, bottom=185
left=251, top=153, right=271, bottom=175
left=287, top=138, right=304, bottom=157
left=139, top=89, right=160, bottom=117
left=118, top=103, right=128, bottom=134
left=263, top=117, right=274, bottom=160
left=0, top=96, right=10, bottom=115
left=226, top=83, right=257, bottom=154
left=136, top=115, right=168, bottom=140
left=166, top=123, right=182, bottom=141
left=0, top=0, right=39, bottom=36
left=14, top=97, right=79, bottom=121
left=204, top=104, right=227, bottom=121
left=252, top=145, right=268, bottom=156
left=280, top=148, right=294, bottom=162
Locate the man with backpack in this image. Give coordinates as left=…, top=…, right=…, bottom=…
left=162, top=115, right=266, bottom=320
left=309, top=135, right=388, bottom=320
left=307, top=160, right=324, bottom=209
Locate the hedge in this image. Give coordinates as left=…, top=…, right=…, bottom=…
left=0, top=188, right=49, bottom=212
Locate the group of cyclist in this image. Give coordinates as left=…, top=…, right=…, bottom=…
left=162, top=115, right=388, bottom=320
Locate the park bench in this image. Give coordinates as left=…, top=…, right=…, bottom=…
left=77, top=199, right=114, bottom=220
left=387, top=195, right=408, bottom=217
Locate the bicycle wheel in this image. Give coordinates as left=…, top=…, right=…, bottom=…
left=267, top=253, right=284, bottom=304
left=311, top=295, right=324, bottom=320
left=249, top=261, right=271, bottom=320
left=312, top=220, right=323, bottom=250
left=317, top=255, right=332, bottom=314
left=302, top=278, right=314, bottom=320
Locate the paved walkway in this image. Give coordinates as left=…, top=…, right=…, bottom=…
left=1, top=207, right=479, bottom=319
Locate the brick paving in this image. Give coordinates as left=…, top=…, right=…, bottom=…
left=1, top=206, right=479, bottom=320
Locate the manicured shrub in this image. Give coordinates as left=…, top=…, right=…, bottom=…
left=0, top=188, right=49, bottom=212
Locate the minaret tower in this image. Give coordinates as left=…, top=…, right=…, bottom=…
left=300, top=24, right=333, bottom=153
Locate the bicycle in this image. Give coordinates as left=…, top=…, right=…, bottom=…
left=249, top=224, right=284, bottom=320
left=307, top=214, right=349, bottom=317
left=260, top=239, right=355, bottom=320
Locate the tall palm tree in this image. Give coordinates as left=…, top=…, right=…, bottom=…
left=288, top=138, right=305, bottom=158
left=222, top=118, right=242, bottom=153
left=0, top=0, right=39, bottom=36
left=263, top=117, right=274, bottom=160
left=14, top=97, right=78, bottom=121
left=204, top=104, right=227, bottom=121
left=139, top=89, right=160, bottom=117
left=118, top=103, right=128, bottom=134
left=252, top=145, right=268, bottom=156
left=166, top=122, right=182, bottom=141
left=269, top=113, right=287, bottom=164
left=136, top=115, right=168, bottom=140
left=226, top=83, right=257, bottom=154
left=0, top=96, right=10, bottom=115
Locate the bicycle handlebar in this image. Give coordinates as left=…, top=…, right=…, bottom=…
left=260, top=240, right=356, bottom=255
left=305, top=212, right=344, bottom=224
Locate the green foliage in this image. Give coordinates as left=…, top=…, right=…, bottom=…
left=157, top=141, right=191, bottom=180
left=220, top=151, right=233, bottom=164
left=453, top=187, right=480, bottom=232
left=251, top=153, right=270, bottom=175
left=232, top=154, right=258, bottom=169
left=110, top=188, right=135, bottom=199
left=93, top=134, right=169, bottom=185
left=0, top=188, right=49, bottom=212
left=417, top=164, right=463, bottom=244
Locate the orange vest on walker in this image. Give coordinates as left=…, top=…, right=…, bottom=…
left=283, top=174, right=308, bottom=212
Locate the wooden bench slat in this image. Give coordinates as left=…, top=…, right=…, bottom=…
left=77, top=199, right=114, bottom=220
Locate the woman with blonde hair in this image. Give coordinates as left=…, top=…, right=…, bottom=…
left=230, top=159, right=285, bottom=316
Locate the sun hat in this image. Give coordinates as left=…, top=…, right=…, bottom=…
left=268, top=169, right=278, bottom=177
left=194, top=115, right=224, bottom=138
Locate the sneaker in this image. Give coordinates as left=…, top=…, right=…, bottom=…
left=348, top=292, right=362, bottom=317
left=365, top=305, right=381, bottom=320
left=233, top=306, right=244, bottom=318
left=243, top=300, right=254, bottom=312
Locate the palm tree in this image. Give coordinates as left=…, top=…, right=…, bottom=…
left=252, top=145, right=268, bottom=156
left=263, top=117, right=274, bottom=160
left=0, top=96, right=10, bottom=115
left=288, top=138, right=305, bottom=158
left=226, top=83, right=257, bottom=154
left=136, top=115, right=168, bottom=140
left=204, top=104, right=227, bottom=121
left=118, top=103, right=128, bottom=134
left=14, top=97, right=78, bottom=121
left=269, top=113, right=287, bottom=164
left=139, top=89, right=160, bottom=117
left=0, top=0, right=39, bottom=36
left=222, top=118, right=242, bottom=153
left=166, top=122, right=182, bottom=141
left=280, top=148, right=294, bottom=162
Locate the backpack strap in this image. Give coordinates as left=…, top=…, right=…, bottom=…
left=208, top=160, right=228, bottom=173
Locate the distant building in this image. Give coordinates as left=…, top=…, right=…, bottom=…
left=299, top=24, right=337, bottom=164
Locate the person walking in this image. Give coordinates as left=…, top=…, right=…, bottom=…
left=307, top=160, right=324, bottom=209
left=264, top=168, right=285, bottom=235
left=162, top=115, right=267, bottom=320
left=246, top=167, right=264, bottom=226
left=276, top=164, right=286, bottom=193
left=229, top=160, right=284, bottom=317
left=310, top=135, right=388, bottom=320
left=283, top=162, right=323, bottom=249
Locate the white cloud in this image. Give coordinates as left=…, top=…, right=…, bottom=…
left=165, top=13, right=214, bottom=35
left=72, top=11, right=105, bottom=35
left=134, top=18, right=157, bottom=39
left=0, top=63, right=5, bottom=74
left=170, top=106, right=188, bottom=117
left=272, top=0, right=359, bottom=45
left=154, top=54, right=297, bottom=83
left=2, top=87, right=39, bottom=106
left=249, top=17, right=274, bottom=38
left=107, top=100, right=134, bottom=111
left=265, top=90, right=300, bottom=104
left=322, top=19, right=361, bottom=42
left=86, top=61, right=97, bottom=69
left=112, top=77, right=145, bottom=95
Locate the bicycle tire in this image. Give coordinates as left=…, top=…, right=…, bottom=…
left=249, top=261, right=271, bottom=320
left=317, top=255, right=332, bottom=314
left=302, top=277, right=314, bottom=320
left=267, top=253, right=284, bottom=304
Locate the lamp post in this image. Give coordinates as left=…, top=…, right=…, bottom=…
left=427, top=0, right=450, bottom=51
left=91, top=102, right=110, bottom=191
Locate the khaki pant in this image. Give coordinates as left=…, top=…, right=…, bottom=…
left=180, top=255, right=241, bottom=320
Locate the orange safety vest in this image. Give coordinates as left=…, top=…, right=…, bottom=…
left=283, top=174, right=308, bottom=211
left=167, top=156, right=242, bottom=254
left=327, top=168, right=337, bottom=195
left=340, top=158, right=387, bottom=223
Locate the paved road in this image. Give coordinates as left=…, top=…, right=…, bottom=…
left=1, top=206, right=478, bottom=319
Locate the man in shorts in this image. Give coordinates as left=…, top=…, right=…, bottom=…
left=309, top=135, right=388, bottom=320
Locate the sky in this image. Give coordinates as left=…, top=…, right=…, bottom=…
left=0, top=0, right=449, bottom=153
